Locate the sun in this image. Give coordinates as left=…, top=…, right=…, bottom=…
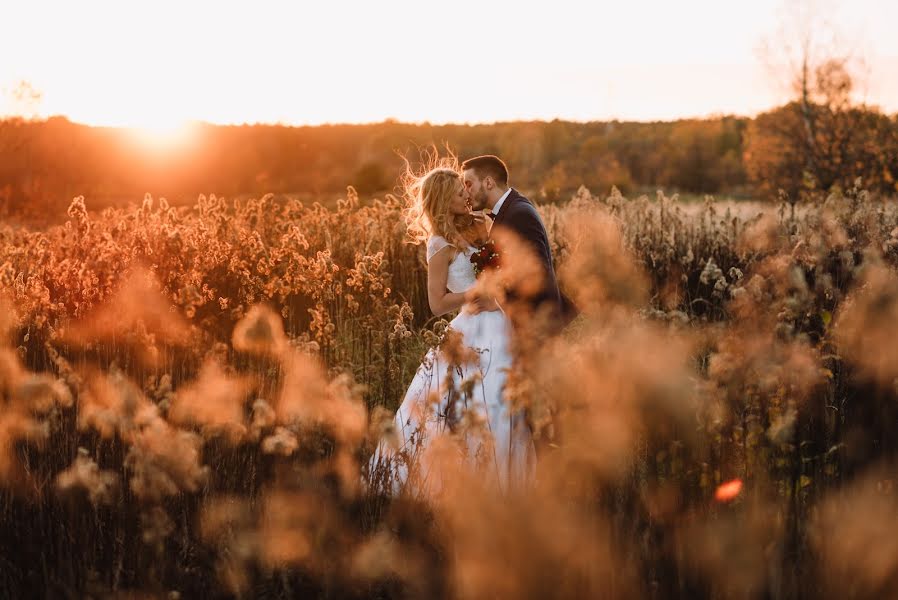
left=124, top=116, right=196, bottom=151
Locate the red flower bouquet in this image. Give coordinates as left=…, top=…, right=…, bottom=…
left=470, top=239, right=500, bottom=277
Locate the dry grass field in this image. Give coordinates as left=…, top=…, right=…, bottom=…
left=2, top=183, right=898, bottom=599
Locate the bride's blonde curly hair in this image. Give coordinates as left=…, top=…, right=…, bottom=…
left=402, top=150, right=470, bottom=247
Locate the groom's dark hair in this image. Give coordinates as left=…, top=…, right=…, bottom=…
left=461, top=155, right=509, bottom=187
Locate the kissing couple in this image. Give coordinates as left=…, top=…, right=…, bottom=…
left=369, top=154, right=577, bottom=496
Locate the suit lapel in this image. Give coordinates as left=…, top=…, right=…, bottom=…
left=489, top=188, right=520, bottom=234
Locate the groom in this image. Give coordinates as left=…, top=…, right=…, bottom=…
left=462, top=154, right=576, bottom=333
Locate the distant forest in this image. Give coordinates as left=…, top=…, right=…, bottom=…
left=1, top=105, right=896, bottom=220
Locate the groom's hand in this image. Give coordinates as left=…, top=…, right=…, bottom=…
left=464, top=288, right=484, bottom=314
left=465, top=289, right=499, bottom=314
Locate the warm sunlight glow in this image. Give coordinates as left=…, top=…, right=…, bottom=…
left=125, top=119, right=195, bottom=151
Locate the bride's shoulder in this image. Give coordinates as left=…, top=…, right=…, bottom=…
left=427, top=234, right=451, bottom=250
left=426, top=235, right=455, bottom=262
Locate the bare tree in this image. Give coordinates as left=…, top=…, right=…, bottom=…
left=758, top=0, right=868, bottom=104
left=0, top=79, right=42, bottom=153
left=2, top=80, right=43, bottom=119
left=754, top=0, right=874, bottom=195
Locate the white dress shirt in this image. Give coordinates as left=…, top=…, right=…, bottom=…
left=490, top=187, right=513, bottom=217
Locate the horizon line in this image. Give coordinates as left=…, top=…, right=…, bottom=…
left=0, top=107, right=823, bottom=130
left=3, top=98, right=896, bottom=130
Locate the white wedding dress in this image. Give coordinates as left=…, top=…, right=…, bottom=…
left=369, top=235, right=535, bottom=496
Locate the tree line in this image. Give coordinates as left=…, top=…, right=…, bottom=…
left=1, top=101, right=896, bottom=221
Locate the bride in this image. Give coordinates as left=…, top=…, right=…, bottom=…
left=369, top=160, right=535, bottom=496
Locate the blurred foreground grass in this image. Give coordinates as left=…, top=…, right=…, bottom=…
left=1, top=184, right=898, bottom=598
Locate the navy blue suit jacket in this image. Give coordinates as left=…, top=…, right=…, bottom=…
left=489, top=189, right=576, bottom=327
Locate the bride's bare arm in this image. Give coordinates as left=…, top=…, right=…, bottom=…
left=427, top=246, right=467, bottom=317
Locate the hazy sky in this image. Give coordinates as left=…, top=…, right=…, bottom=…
left=2, top=0, right=897, bottom=128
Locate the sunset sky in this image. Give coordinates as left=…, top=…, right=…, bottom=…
left=2, top=0, right=897, bottom=129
